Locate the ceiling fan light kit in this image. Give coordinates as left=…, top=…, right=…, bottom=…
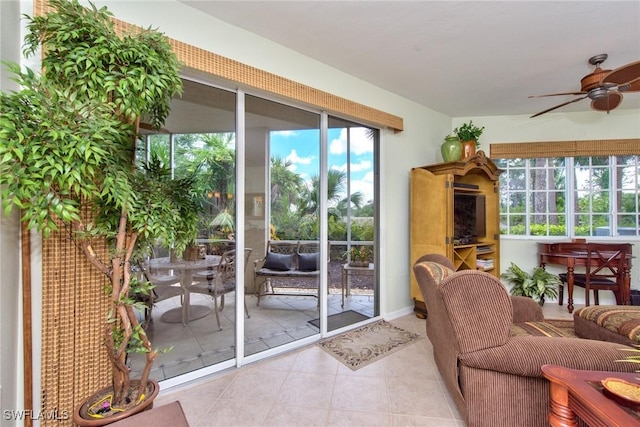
left=529, top=54, right=640, bottom=118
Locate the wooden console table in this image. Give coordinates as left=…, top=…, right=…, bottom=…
left=542, top=364, right=640, bottom=427
left=538, top=241, right=632, bottom=313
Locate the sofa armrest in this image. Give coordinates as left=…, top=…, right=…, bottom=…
left=511, top=296, right=544, bottom=323
left=459, top=335, right=636, bottom=377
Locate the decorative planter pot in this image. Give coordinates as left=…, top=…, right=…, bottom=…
left=441, top=136, right=462, bottom=162
left=460, top=140, right=477, bottom=160
left=183, top=245, right=199, bottom=261
left=349, top=261, right=369, bottom=267
left=73, top=379, right=159, bottom=427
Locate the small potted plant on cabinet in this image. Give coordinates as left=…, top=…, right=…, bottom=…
left=453, top=120, right=485, bottom=160
left=501, top=263, right=561, bottom=306
left=0, top=0, right=191, bottom=424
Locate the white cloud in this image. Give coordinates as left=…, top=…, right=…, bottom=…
left=286, top=149, right=314, bottom=165
left=349, top=173, right=375, bottom=203
left=273, top=130, right=299, bottom=137
left=333, top=160, right=372, bottom=173
left=329, top=127, right=373, bottom=155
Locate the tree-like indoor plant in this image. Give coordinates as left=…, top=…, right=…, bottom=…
left=453, top=120, right=485, bottom=159
left=0, top=0, right=192, bottom=424
left=501, top=262, right=561, bottom=306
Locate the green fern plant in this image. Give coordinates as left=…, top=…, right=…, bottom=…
left=501, top=262, right=561, bottom=305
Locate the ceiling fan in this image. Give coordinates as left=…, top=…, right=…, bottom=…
left=529, top=54, right=640, bottom=118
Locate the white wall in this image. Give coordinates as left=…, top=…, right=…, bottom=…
left=454, top=111, right=640, bottom=304
left=1, top=1, right=27, bottom=425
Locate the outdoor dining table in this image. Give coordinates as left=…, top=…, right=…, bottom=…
left=147, top=254, right=221, bottom=325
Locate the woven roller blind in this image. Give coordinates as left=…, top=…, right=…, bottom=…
left=490, top=139, right=640, bottom=159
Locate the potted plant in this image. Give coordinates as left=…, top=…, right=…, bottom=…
left=453, top=120, right=485, bottom=159
left=501, top=263, right=561, bottom=306
left=0, top=0, right=188, bottom=424
left=345, top=245, right=373, bottom=267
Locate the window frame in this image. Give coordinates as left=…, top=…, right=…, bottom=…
left=495, top=154, right=640, bottom=239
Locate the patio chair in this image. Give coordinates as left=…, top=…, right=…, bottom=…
left=137, top=260, right=184, bottom=328
left=191, top=248, right=252, bottom=330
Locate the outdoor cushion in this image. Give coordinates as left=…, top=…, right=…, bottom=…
left=297, top=252, right=319, bottom=271
left=262, top=251, right=294, bottom=271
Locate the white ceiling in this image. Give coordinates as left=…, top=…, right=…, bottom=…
left=180, top=0, right=640, bottom=118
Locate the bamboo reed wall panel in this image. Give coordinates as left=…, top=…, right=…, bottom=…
left=41, top=221, right=110, bottom=427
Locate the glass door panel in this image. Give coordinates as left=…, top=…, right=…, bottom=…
left=244, top=95, right=321, bottom=356
left=130, top=80, right=238, bottom=380
left=326, top=116, right=379, bottom=331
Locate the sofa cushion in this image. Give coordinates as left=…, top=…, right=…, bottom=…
left=575, top=305, right=640, bottom=343
left=262, top=251, right=294, bottom=271
left=419, top=261, right=454, bottom=285
left=510, top=320, right=576, bottom=338
left=297, top=252, right=319, bottom=272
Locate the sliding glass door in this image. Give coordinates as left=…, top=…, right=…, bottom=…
left=129, top=79, right=379, bottom=382
left=244, top=95, right=322, bottom=356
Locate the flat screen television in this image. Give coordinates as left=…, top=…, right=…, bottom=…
left=454, top=193, right=486, bottom=244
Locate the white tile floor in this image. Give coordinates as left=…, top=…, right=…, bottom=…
left=149, top=301, right=575, bottom=427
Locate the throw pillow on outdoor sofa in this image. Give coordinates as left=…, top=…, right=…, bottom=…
left=297, top=252, right=319, bottom=272
left=262, top=251, right=294, bottom=271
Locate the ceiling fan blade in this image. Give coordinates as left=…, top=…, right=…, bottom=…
left=591, top=92, right=623, bottom=112
left=530, top=95, right=589, bottom=118
left=528, top=91, right=586, bottom=98
left=601, top=60, right=640, bottom=87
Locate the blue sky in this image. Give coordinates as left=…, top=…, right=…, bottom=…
left=270, top=127, right=375, bottom=204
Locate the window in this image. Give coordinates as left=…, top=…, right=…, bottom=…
left=496, top=155, right=640, bottom=237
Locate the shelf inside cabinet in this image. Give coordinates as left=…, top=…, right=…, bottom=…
left=453, top=245, right=476, bottom=271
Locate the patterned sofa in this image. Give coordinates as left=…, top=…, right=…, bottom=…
left=413, top=254, right=637, bottom=427
left=574, top=305, right=640, bottom=346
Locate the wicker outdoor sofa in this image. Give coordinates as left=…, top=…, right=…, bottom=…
left=413, top=254, right=637, bottom=427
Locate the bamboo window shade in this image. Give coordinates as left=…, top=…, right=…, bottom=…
left=490, top=139, right=640, bottom=159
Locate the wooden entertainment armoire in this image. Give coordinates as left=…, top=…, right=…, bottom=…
left=410, top=151, right=503, bottom=318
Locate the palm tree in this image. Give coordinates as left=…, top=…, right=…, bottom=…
left=297, top=169, right=347, bottom=215
left=270, top=157, right=304, bottom=213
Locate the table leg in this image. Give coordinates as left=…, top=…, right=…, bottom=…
left=623, top=266, right=631, bottom=305
left=567, top=266, right=574, bottom=314
left=341, top=269, right=346, bottom=307
left=547, top=379, right=579, bottom=427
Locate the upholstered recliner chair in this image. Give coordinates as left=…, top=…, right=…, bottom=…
left=413, top=254, right=637, bottom=427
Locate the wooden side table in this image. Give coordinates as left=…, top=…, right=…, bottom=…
left=542, top=364, right=640, bottom=427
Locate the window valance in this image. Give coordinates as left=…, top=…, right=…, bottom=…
left=490, top=139, right=640, bottom=159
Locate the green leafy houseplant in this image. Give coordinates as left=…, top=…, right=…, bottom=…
left=501, top=263, right=561, bottom=305
left=453, top=120, right=485, bottom=148
left=345, top=245, right=373, bottom=266
left=0, top=0, right=188, bottom=420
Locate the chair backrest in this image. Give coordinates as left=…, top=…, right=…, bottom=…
left=585, top=243, right=632, bottom=286
left=218, top=248, right=253, bottom=285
